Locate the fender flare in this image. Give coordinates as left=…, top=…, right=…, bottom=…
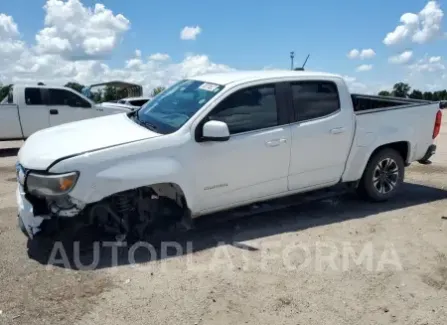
left=54, top=156, right=198, bottom=211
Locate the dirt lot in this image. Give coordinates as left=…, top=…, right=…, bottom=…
left=1, top=123, right=447, bottom=325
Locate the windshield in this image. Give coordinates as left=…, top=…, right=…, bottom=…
left=134, top=79, right=224, bottom=134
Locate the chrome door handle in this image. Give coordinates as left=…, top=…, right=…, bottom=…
left=330, top=127, right=346, bottom=134
left=265, top=138, right=287, bottom=147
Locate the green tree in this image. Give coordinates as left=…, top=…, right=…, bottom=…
left=439, top=90, right=447, bottom=100
left=423, top=92, right=433, bottom=101
left=392, top=82, right=411, bottom=98
left=151, top=86, right=166, bottom=97
left=409, top=89, right=423, bottom=99
left=378, top=90, right=391, bottom=96
left=432, top=91, right=441, bottom=101
left=91, top=90, right=103, bottom=103
left=0, top=84, right=12, bottom=101
left=64, top=82, right=85, bottom=93
left=103, top=85, right=119, bottom=102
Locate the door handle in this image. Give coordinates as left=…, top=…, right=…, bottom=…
left=265, top=138, right=287, bottom=147
left=96, top=108, right=104, bottom=112
left=330, top=127, right=346, bottom=134
left=49, top=109, right=58, bottom=115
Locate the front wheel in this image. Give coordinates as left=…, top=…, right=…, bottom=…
left=358, top=148, right=405, bottom=202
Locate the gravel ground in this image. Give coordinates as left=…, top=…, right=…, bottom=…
left=0, top=122, right=446, bottom=325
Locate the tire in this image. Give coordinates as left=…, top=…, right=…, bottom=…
left=358, top=148, right=405, bottom=202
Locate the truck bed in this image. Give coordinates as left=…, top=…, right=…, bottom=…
left=341, top=98, right=440, bottom=183
left=351, top=94, right=433, bottom=113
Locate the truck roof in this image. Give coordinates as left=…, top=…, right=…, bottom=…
left=192, top=70, right=342, bottom=86
left=12, top=84, right=70, bottom=90
left=119, top=96, right=152, bottom=101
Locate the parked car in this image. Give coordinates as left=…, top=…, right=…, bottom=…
left=0, top=85, right=132, bottom=140
left=116, top=96, right=151, bottom=108
left=15, top=70, right=442, bottom=240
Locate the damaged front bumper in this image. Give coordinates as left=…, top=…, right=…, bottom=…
left=16, top=185, right=46, bottom=239
left=16, top=185, right=86, bottom=239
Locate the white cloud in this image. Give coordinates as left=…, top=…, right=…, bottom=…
left=2, top=48, right=232, bottom=95
left=0, top=5, right=230, bottom=95
left=347, top=49, right=360, bottom=59
left=356, top=64, right=373, bottom=72
left=343, top=75, right=368, bottom=93
left=429, top=56, right=441, bottom=63
left=0, top=14, right=25, bottom=64
left=383, top=1, right=444, bottom=45
left=0, top=13, right=19, bottom=38
left=180, top=26, right=201, bottom=40
left=409, top=55, right=445, bottom=72
left=148, top=53, right=170, bottom=61
left=35, top=0, right=130, bottom=60
left=359, top=49, right=376, bottom=59
left=404, top=55, right=447, bottom=90
left=347, top=48, right=376, bottom=59
left=388, top=51, right=413, bottom=64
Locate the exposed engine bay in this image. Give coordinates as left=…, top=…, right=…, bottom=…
left=22, top=184, right=188, bottom=241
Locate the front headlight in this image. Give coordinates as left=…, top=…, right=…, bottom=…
left=26, top=172, right=79, bottom=197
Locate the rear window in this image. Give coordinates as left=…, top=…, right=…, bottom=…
left=291, top=81, right=340, bottom=121
left=25, top=88, right=43, bottom=105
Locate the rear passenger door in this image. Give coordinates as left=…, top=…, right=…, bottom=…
left=47, top=88, right=95, bottom=127
left=287, top=80, right=354, bottom=191
left=20, top=88, right=51, bottom=137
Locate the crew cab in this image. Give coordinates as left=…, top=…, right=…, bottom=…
left=0, top=85, right=132, bottom=140
left=15, top=70, right=442, bottom=240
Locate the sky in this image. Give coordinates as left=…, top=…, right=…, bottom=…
left=0, top=0, right=446, bottom=95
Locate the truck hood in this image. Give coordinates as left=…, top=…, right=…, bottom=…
left=18, top=113, right=160, bottom=170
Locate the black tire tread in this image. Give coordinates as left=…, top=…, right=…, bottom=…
left=358, top=148, right=405, bottom=202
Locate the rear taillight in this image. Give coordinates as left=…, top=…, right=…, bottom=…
left=433, top=109, right=442, bottom=139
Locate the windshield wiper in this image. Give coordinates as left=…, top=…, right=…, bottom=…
left=140, top=121, right=158, bottom=132
left=129, top=111, right=158, bottom=132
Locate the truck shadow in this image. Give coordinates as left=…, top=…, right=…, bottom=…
left=27, top=182, right=447, bottom=270
left=0, top=147, right=19, bottom=158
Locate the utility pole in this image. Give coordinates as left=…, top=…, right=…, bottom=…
left=290, top=51, right=295, bottom=70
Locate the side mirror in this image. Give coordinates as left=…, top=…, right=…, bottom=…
left=202, top=120, right=230, bottom=142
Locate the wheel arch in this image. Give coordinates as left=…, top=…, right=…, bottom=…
left=342, top=140, right=411, bottom=182
left=61, top=156, right=198, bottom=212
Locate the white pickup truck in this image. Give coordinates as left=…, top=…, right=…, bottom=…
left=0, top=85, right=132, bottom=140
left=15, top=70, right=442, bottom=241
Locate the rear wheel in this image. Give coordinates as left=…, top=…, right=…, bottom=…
left=358, top=148, right=405, bottom=202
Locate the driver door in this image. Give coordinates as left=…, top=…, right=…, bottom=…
left=191, top=82, right=292, bottom=213
left=46, top=88, right=95, bottom=127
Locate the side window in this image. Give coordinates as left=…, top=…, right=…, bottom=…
left=48, top=89, right=91, bottom=108
left=24, top=88, right=44, bottom=105
left=209, top=84, right=278, bottom=134
left=291, top=82, right=340, bottom=121
left=129, top=99, right=149, bottom=106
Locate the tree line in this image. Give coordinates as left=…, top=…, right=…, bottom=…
left=0, top=82, right=166, bottom=103
left=378, top=82, right=447, bottom=101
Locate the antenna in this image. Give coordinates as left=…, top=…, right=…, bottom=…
left=294, top=54, right=310, bottom=71
left=290, top=51, right=295, bottom=70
